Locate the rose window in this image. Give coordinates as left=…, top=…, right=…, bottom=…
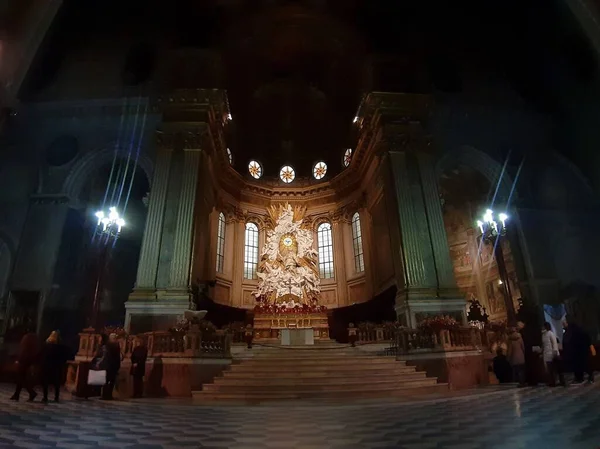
left=313, top=161, right=327, bottom=180
left=248, top=160, right=263, bottom=179
left=343, top=148, right=352, bottom=167
left=279, top=165, right=296, bottom=184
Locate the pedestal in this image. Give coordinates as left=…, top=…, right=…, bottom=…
left=395, top=296, right=468, bottom=328
left=280, top=328, right=314, bottom=346
left=124, top=294, right=189, bottom=333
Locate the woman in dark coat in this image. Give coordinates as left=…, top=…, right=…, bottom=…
left=10, top=331, right=39, bottom=401
left=130, top=337, right=148, bottom=398
left=40, top=330, right=68, bottom=403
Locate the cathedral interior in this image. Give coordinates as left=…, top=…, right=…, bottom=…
left=1, top=0, right=599, bottom=339
left=1, top=1, right=600, bottom=446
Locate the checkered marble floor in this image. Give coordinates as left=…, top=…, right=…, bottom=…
left=1, top=383, right=600, bottom=449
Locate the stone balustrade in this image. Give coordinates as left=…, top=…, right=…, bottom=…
left=76, top=328, right=232, bottom=360
left=349, top=323, right=491, bottom=354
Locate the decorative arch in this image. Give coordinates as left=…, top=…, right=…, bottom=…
left=436, top=146, right=518, bottom=201
left=62, top=146, right=154, bottom=206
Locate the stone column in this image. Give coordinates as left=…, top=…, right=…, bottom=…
left=168, top=149, right=201, bottom=288
left=133, top=148, right=172, bottom=289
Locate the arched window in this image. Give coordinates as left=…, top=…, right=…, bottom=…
left=216, top=213, right=226, bottom=273
left=244, top=222, right=259, bottom=279
left=317, top=222, right=334, bottom=279
left=351, top=213, right=365, bottom=273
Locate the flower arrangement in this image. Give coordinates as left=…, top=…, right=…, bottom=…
left=418, top=315, right=459, bottom=332
left=254, top=303, right=327, bottom=314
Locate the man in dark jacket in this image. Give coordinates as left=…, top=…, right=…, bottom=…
left=10, top=331, right=39, bottom=401
left=93, top=333, right=122, bottom=400
left=130, top=337, right=148, bottom=398
left=563, top=318, right=593, bottom=384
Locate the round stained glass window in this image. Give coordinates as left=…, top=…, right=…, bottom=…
left=313, top=161, right=327, bottom=180
left=343, top=149, right=352, bottom=167
left=248, top=160, right=262, bottom=179
left=226, top=148, right=233, bottom=165
left=279, top=165, right=295, bottom=184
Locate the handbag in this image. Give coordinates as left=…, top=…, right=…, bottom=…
left=87, top=369, right=107, bottom=386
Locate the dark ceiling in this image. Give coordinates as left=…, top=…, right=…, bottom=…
left=20, top=0, right=598, bottom=180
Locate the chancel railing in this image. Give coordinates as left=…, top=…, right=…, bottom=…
left=76, top=328, right=232, bottom=360
left=348, top=322, right=488, bottom=355
left=389, top=327, right=484, bottom=356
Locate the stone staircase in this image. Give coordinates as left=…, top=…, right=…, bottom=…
left=193, top=346, right=446, bottom=402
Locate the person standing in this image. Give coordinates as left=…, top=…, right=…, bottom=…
left=10, top=331, right=39, bottom=401
left=542, top=322, right=565, bottom=387
left=507, top=327, right=526, bottom=387
left=130, top=337, right=147, bottom=398
left=40, top=330, right=68, bottom=403
left=562, top=318, right=594, bottom=384
left=92, top=333, right=122, bottom=400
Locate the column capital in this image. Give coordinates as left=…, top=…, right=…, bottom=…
left=383, top=124, right=433, bottom=155
left=155, top=123, right=209, bottom=151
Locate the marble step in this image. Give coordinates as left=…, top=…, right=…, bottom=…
left=194, top=384, right=449, bottom=402
left=214, top=373, right=427, bottom=386
left=203, top=378, right=439, bottom=393
left=229, top=362, right=405, bottom=373
left=237, top=357, right=400, bottom=366
left=222, top=367, right=420, bottom=379
left=238, top=354, right=395, bottom=361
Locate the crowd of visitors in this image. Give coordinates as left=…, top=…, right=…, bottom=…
left=8, top=330, right=148, bottom=402
left=493, top=317, right=596, bottom=387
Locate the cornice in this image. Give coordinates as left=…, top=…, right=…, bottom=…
left=20, top=97, right=159, bottom=118
left=207, top=91, right=434, bottom=205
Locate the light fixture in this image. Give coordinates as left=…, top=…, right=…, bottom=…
left=476, top=209, right=508, bottom=238
left=279, top=165, right=295, bottom=184
left=343, top=149, right=352, bottom=167
left=95, top=206, right=125, bottom=235
left=476, top=207, right=516, bottom=325
left=248, top=160, right=263, bottom=179
left=313, top=161, right=327, bottom=180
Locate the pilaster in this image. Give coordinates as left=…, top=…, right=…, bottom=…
left=416, top=152, right=457, bottom=291
left=133, top=148, right=172, bottom=289
left=331, top=218, right=348, bottom=306
left=168, top=149, right=202, bottom=289
left=388, top=150, right=437, bottom=290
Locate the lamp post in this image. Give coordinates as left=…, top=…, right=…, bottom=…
left=476, top=209, right=517, bottom=326
left=90, top=207, right=125, bottom=329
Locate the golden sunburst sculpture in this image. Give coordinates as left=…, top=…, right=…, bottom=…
left=266, top=203, right=308, bottom=226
